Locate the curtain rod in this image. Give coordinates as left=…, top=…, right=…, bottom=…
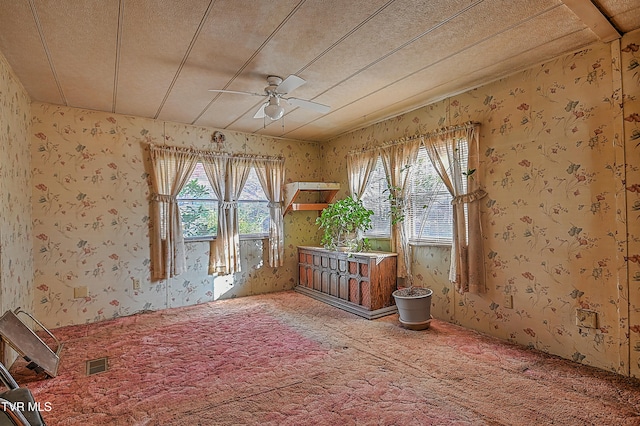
left=348, top=121, right=479, bottom=156
left=148, top=143, right=284, bottom=162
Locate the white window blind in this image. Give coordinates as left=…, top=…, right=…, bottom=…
left=361, top=156, right=390, bottom=237
left=359, top=140, right=468, bottom=245
left=408, top=143, right=468, bottom=244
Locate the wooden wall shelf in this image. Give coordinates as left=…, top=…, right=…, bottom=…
left=283, top=182, right=340, bottom=215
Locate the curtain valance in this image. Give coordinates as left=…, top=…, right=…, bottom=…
left=149, top=143, right=283, bottom=163
left=347, top=122, right=479, bottom=156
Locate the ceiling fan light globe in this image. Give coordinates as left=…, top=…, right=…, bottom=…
left=264, top=104, right=285, bottom=120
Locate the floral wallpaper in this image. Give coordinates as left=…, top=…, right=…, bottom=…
left=622, top=34, right=640, bottom=378
left=30, top=104, right=324, bottom=328
left=323, top=30, right=640, bottom=376
left=0, top=51, right=33, bottom=365
left=1, top=27, right=639, bottom=377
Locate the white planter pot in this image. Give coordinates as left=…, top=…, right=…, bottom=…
left=392, top=287, right=433, bottom=330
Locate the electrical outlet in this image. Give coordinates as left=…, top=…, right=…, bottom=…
left=503, top=294, right=513, bottom=309
left=576, top=309, right=597, bottom=328
left=73, top=286, right=88, bottom=299
left=132, top=278, right=141, bottom=291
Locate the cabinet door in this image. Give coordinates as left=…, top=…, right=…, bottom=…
left=338, top=275, right=349, bottom=300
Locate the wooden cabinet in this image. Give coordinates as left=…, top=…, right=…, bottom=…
left=295, top=246, right=398, bottom=319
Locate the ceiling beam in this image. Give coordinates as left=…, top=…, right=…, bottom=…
left=562, top=0, right=620, bottom=42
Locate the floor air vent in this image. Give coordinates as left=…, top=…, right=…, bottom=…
left=86, top=357, right=108, bottom=375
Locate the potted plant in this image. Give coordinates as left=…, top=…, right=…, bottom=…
left=392, top=286, right=433, bottom=330
left=385, top=177, right=434, bottom=330
left=316, top=197, right=374, bottom=252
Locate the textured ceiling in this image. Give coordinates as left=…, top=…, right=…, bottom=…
left=0, top=0, right=639, bottom=142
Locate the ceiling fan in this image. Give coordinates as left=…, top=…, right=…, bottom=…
left=209, top=75, right=330, bottom=120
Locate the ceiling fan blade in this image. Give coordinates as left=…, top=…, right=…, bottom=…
left=276, top=75, right=306, bottom=94
left=208, top=89, right=265, bottom=97
left=253, top=102, right=268, bottom=119
left=286, top=97, right=331, bottom=114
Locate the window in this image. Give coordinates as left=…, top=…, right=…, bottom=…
left=408, top=144, right=468, bottom=244
left=360, top=156, right=390, bottom=237
left=237, top=168, right=270, bottom=236
left=359, top=142, right=468, bottom=245
left=177, top=164, right=269, bottom=239
left=178, top=163, right=217, bottom=239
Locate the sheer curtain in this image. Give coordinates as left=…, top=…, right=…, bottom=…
left=202, top=155, right=252, bottom=275
left=200, top=153, right=227, bottom=275
left=379, top=138, right=421, bottom=283
left=148, top=144, right=198, bottom=280
left=423, top=123, right=486, bottom=293
left=347, top=150, right=379, bottom=200
left=254, top=157, right=286, bottom=268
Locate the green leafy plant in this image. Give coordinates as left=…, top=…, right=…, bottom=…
left=316, top=197, right=374, bottom=251
left=382, top=164, right=412, bottom=226
left=384, top=184, right=406, bottom=226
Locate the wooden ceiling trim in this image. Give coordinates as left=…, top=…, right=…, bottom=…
left=27, top=0, right=66, bottom=105
left=112, top=0, right=124, bottom=113
left=563, top=0, right=621, bottom=42
left=191, top=0, right=307, bottom=126
left=153, top=0, right=217, bottom=120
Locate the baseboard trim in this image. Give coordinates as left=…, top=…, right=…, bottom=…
left=295, top=286, right=397, bottom=320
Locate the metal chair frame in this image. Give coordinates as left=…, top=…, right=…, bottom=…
left=0, top=363, right=46, bottom=426
left=0, top=309, right=61, bottom=378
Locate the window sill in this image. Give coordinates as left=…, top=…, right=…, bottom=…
left=409, top=240, right=452, bottom=247
left=364, top=235, right=452, bottom=248
left=185, top=234, right=268, bottom=243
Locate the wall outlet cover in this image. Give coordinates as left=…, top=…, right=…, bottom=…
left=74, top=286, right=88, bottom=299
left=503, top=294, right=513, bottom=309
left=576, top=308, right=597, bottom=328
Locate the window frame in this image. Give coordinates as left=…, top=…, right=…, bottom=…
left=360, top=156, right=391, bottom=238
left=358, top=142, right=469, bottom=246
left=177, top=163, right=270, bottom=242
left=407, top=146, right=452, bottom=246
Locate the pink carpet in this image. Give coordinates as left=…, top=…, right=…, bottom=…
left=10, top=291, right=640, bottom=425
